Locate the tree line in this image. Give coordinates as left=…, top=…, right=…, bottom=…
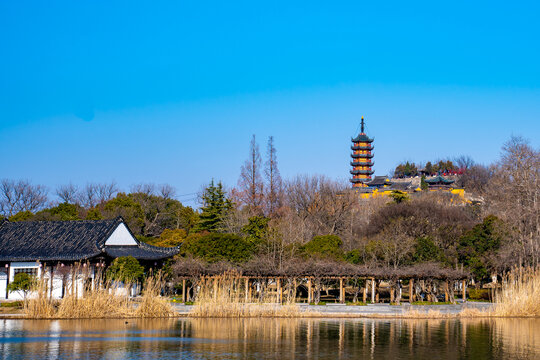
left=1, top=135, right=538, bottom=285
left=175, top=135, right=538, bottom=284
left=0, top=181, right=198, bottom=239
left=393, top=156, right=477, bottom=178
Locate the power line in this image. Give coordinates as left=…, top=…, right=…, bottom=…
left=176, top=192, right=198, bottom=198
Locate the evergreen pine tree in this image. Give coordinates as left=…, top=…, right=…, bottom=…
left=195, top=180, right=232, bottom=232
left=420, top=175, right=428, bottom=190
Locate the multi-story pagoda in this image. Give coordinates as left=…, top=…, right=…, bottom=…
left=350, top=117, right=374, bottom=187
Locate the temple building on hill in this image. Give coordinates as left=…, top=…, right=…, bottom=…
left=350, top=117, right=374, bottom=187
left=424, top=175, right=456, bottom=190
left=348, top=118, right=468, bottom=202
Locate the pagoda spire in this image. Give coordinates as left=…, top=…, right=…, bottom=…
left=361, top=116, right=365, bottom=133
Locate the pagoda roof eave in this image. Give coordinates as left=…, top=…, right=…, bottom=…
left=351, top=134, right=374, bottom=142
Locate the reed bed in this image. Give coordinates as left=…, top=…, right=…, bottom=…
left=408, top=266, right=540, bottom=318
left=134, top=271, right=174, bottom=318
left=492, top=266, right=540, bottom=317
left=24, top=266, right=173, bottom=319
left=24, top=275, right=55, bottom=318
left=55, top=285, right=132, bottom=319
left=397, top=267, right=540, bottom=318
left=189, top=272, right=304, bottom=317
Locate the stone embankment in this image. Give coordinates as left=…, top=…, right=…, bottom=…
left=172, top=301, right=493, bottom=317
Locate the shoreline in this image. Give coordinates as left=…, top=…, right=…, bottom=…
left=175, top=301, right=494, bottom=318
left=0, top=302, right=495, bottom=320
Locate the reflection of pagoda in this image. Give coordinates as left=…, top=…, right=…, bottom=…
left=350, top=117, right=374, bottom=187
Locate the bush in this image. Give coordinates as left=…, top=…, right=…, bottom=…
left=468, top=288, right=491, bottom=301
left=413, top=237, right=444, bottom=263
left=345, top=249, right=363, bottom=264
left=107, top=256, right=145, bottom=283
left=301, top=235, right=344, bottom=260
left=7, top=273, right=36, bottom=299
left=0, top=301, right=23, bottom=308
left=181, top=233, right=255, bottom=263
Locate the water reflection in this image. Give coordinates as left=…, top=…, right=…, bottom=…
left=0, top=317, right=538, bottom=359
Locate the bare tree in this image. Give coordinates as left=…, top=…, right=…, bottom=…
left=131, top=183, right=155, bottom=196
left=237, top=134, right=264, bottom=214
left=78, top=182, right=118, bottom=208
left=456, top=164, right=492, bottom=193
left=376, top=218, right=416, bottom=269
left=264, top=136, right=283, bottom=216
left=486, top=136, right=540, bottom=265
left=78, top=183, right=98, bottom=208
left=283, top=175, right=358, bottom=247
left=158, top=184, right=176, bottom=199
left=454, top=155, right=475, bottom=170
left=95, top=182, right=118, bottom=203
left=56, top=183, right=79, bottom=204
left=0, top=179, right=48, bottom=217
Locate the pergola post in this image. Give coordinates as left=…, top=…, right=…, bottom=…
left=371, top=278, right=375, bottom=303
left=49, top=263, right=54, bottom=299
left=462, top=279, right=467, bottom=301
left=444, top=281, right=449, bottom=302
left=307, top=278, right=312, bottom=304
left=5, top=263, right=10, bottom=299
left=277, top=278, right=282, bottom=304
left=363, top=279, right=367, bottom=303
left=244, top=277, right=249, bottom=302
left=339, top=278, right=344, bottom=303
left=409, top=278, right=414, bottom=302
left=182, top=279, right=186, bottom=303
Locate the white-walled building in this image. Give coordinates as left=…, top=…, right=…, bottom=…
left=0, top=217, right=179, bottom=300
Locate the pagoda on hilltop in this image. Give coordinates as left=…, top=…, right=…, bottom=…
left=350, top=117, right=374, bottom=187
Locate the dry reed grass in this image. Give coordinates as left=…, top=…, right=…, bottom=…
left=134, top=271, right=174, bottom=318
left=56, top=286, right=132, bottom=319
left=188, top=267, right=540, bottom=319
left=24, top=265, right=173, bottom=319
left=189, top=271, right=304, bottom=317
left=24, top=274, right=55, bottom=318
left=401, top=267, right=540, bottom=318
left=492, top=266, right=540, bottom=317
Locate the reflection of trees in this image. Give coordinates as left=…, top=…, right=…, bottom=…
left=2, top=318, right=540, bottom=358
left=182, top=318, right=540, bottom=359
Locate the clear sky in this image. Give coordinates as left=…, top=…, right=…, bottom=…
left=1, top=1, right=539, bottom=206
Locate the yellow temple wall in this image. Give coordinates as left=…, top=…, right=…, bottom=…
left=357, top=187, right=469, bottom=202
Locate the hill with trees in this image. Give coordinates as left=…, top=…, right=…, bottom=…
left=1, top=135, right=538, bottom=286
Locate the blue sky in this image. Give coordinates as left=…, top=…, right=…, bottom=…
left=1, top=1, right=539, bottom=206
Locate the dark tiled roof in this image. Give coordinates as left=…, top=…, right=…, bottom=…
left=388, top=182, right=412, bottom=191
left=367, top=176, right=390, bottom=186
left=0, top=218, right=179, bottom=262
left=106, top=243, right=179, bottom=260
left=425, top=175, right=455, bottom=185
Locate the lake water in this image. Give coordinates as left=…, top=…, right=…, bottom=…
left=0, top=317, right=539, bottom=359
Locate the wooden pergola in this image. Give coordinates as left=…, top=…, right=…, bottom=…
left=174, top=261, right=469, bottom=304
